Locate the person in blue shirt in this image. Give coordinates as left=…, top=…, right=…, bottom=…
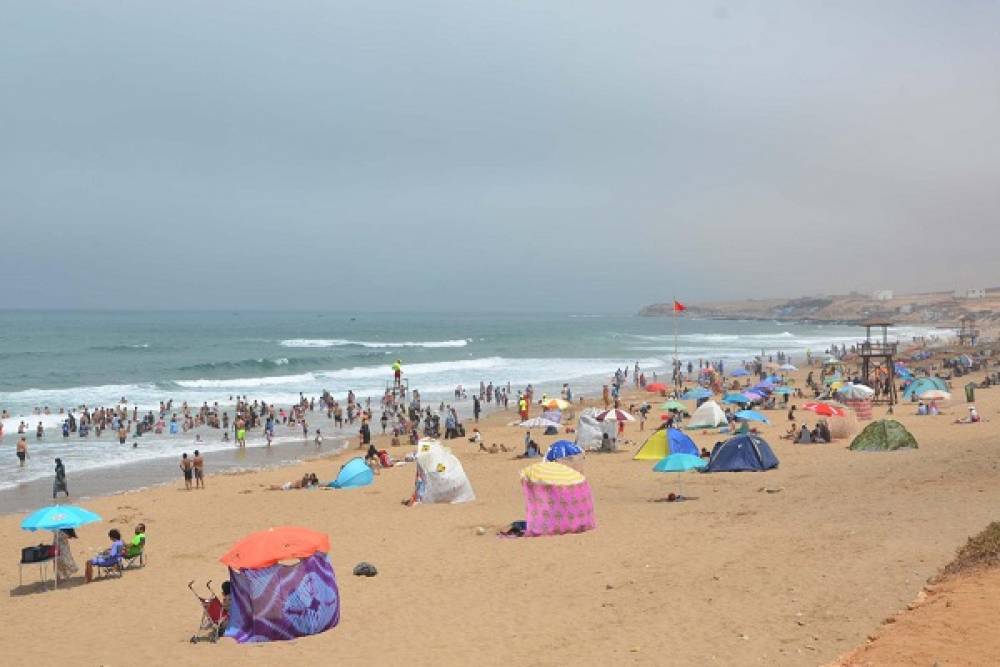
left=85, top=529, right=124, bottom=582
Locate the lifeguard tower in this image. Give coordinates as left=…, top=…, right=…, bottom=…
left=859, top=320, right=897, bottom=405
left=957, top=315, right=980, bottom=348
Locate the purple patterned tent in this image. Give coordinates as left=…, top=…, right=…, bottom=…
left=225, top=552, right=340, bottom=643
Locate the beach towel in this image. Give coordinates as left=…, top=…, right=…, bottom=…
left=226, top=553, right=340, bottom=643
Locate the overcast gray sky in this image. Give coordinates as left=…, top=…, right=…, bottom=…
left=2, top=1, right=998, bottom=312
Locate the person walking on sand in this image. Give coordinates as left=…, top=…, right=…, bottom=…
left=192, top=450, right=205, bottom=489
left=180, top=453, right=193, bottom=490
left=53, top=457, right=69, bottom=498
left=16, top=436, right=28, bottom=467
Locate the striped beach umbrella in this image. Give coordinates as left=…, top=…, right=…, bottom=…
left=595, top=408, right=634, bottom=422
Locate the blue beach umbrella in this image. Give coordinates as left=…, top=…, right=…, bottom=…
left=653, top=453, right=706, bottom=499
left=682, top=387, right=712, bottom=400
left=545, top=440, right=583, bottom=462
left=722, top=393, right=751, bottom=405
left=21, top=504, right=101, bottom=532
left=653, top=453, right=707, bottom=472
left=734, top=410, right=770, bottom=424
left=730, top=368, right=750, bottom=377
left=773, top=386, right=795, bottom=395
left=21, top=504, right=102, bottom=589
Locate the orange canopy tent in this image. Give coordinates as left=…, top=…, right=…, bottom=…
left=220, top=526, right=330, bottom=570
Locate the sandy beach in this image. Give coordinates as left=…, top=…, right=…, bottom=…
left=4, top=356, right=999, bottom=666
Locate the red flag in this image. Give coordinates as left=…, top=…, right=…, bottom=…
left=673, top=300, right=686, bottom=312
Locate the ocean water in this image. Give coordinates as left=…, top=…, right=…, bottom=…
left=0, top=310, right=942, bottom=500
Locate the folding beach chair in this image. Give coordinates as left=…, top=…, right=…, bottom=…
left=93, top=543, right=124, bottom=580
left=188, top=580, right=226, bottom=643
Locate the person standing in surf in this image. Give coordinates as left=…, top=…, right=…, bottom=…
left=16, top=436, right=28, bottom=467
left=53, top=457, right=69, bottom=498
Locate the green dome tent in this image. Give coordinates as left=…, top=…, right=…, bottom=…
left=848, top=419, right=918, bottom=452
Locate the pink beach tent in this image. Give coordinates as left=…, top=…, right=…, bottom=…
left=519, top=462, right=596, bottom=537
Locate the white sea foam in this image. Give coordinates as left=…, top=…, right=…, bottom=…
left=279, top=338, right=469, bottom=349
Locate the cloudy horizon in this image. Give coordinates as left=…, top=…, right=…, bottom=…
left=2, top=2, right=999, bottom=313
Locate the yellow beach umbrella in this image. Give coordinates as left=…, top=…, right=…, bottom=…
left=520, top=461, right=585, bottom=486
left=539, top=398, right=570, bottom=410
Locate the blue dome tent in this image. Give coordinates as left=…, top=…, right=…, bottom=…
left=703, top=435, right=779, bottom=472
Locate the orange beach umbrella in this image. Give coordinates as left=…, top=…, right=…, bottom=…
left=220, top=526, right=330, bottom=570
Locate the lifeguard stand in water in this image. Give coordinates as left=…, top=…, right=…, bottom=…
left=859, top=320, right=897, bottom=405
left=957, top=315, right=980, bottom=348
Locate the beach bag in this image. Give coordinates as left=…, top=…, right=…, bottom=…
left=21, top=544, right=53, bottom=563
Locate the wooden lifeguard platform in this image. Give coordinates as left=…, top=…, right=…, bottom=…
left=957, top=315, right=980, bottom=348
left=859, top=320, right=897, bottom=405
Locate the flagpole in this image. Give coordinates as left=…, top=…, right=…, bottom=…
left=673, top=296, right=678, bottom=387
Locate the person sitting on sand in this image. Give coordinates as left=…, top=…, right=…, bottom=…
left=954, top=406, right=985, bottom=424
left=365, top=444, right=382, bottom=475
left=817, top=420, right=832, bottom=443
left=85, top=529, right=125, bottom=582
left=916, top=401, right=927, bottom=416
left=700, top=447, right=711, bottom=459
left=522, top=438, right=541, bottom=458
left=468, top=428, right=482, bottom=444
left=781, top=423, right=797, bottom=440
left=796, top=424, right=813, bottom=444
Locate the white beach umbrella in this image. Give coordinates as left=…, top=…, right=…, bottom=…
left=517, top=417, right=563, bottom=429
left=836, top=383, right=875, bottom=400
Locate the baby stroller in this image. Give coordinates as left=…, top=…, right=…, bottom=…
left=188, top=580, right=227, bottom=643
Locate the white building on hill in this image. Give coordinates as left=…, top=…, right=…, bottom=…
left=953, top=288, right=986, bottom=299
left=871, top=290, right=893, bottom=301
